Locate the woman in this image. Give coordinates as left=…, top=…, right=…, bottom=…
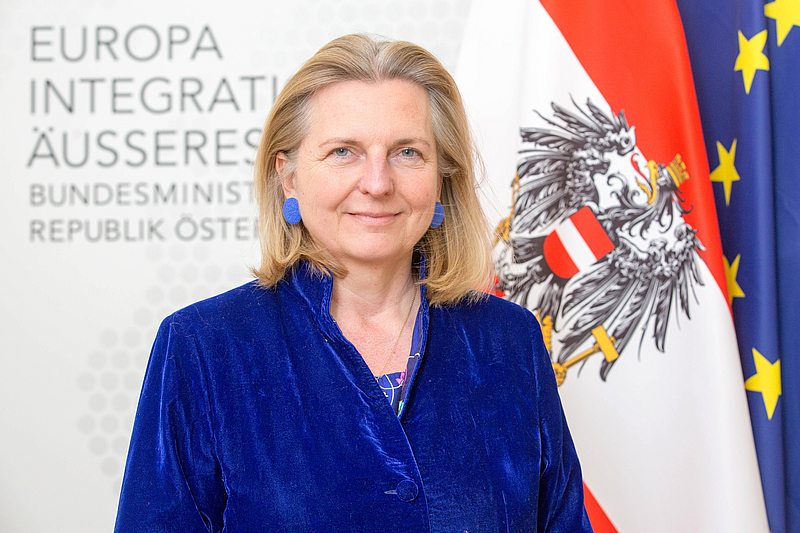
left=115, top=34, right=592, bottom=532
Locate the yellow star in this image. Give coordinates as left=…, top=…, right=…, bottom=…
left=709, top=139, right=741, bottom=206
left=765, top=0, right=800, bottom=45
left=735, top=30, right=770, bottom=94
left=723, top=254, right=746, bottom=307
left=745, top=348, right=782, bottom=420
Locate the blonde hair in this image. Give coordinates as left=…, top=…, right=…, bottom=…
left=253, top=33, right=492, bottom=305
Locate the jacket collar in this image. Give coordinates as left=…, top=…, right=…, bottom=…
left=286, top=259, right=429, bottom=349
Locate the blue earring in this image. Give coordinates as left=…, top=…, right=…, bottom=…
left=283, top=197, right=302, bottom=224
left=430, top=201, right=444, bottom=228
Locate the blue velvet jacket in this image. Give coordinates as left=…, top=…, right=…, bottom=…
left=115, top=263, right=592, bottom=532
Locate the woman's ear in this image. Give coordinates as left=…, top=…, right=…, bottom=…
left=277, top=152, right=295, bottom=198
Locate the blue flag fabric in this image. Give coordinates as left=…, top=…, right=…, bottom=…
left=676, top=1, right=800, bottom=532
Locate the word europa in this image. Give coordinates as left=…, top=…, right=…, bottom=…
left=30, top=216, right=258, bottom=243
left=31, top=25, right=221, bottom=62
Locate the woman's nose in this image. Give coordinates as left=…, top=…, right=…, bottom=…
left=358, top=155, right=394, bottom=196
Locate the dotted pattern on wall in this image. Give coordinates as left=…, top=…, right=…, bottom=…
left=76, top=243, right=252, bottom=487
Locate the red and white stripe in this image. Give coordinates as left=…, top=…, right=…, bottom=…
left=544, top=207, right=615, bottom=279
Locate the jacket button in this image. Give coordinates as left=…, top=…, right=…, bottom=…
left=396, top=479, right=418, bottom=502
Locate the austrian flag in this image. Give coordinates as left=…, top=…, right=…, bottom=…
left=543, top=207, right=615, bottom=279
left=456, top=0, right=769, bottom=531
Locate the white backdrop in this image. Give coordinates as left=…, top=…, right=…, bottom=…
left=0, top=1, right=495, bottom=530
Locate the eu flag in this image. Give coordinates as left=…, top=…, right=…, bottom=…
left=676, top=1, right=800, bottom=531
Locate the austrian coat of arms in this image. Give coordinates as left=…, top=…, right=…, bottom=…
left=493, top=98, right=705, bottom=385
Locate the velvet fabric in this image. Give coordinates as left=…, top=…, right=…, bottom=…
left=115, top=263, right=592, bottom=532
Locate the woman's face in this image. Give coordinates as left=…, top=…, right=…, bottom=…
left=281, top=79, right=440, bottom=270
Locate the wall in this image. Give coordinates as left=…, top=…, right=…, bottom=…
left=0, top=1, right=486, bottom=530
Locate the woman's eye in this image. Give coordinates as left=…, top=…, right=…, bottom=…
left=400, top=148, right=419, bottom=158
left=332, top=147, right=350, bottom=157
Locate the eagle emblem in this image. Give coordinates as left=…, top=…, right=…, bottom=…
left=494, top=98, right=705, bottom=386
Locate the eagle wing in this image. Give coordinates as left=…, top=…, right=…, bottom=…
left=558, top=224, right=704, bottom=380
left=512, top=98, right=634, bottom=234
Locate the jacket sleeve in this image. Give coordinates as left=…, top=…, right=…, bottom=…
left=526, top=311, right=595, bottom=533
left=114, top=313, right=226, bottom=533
